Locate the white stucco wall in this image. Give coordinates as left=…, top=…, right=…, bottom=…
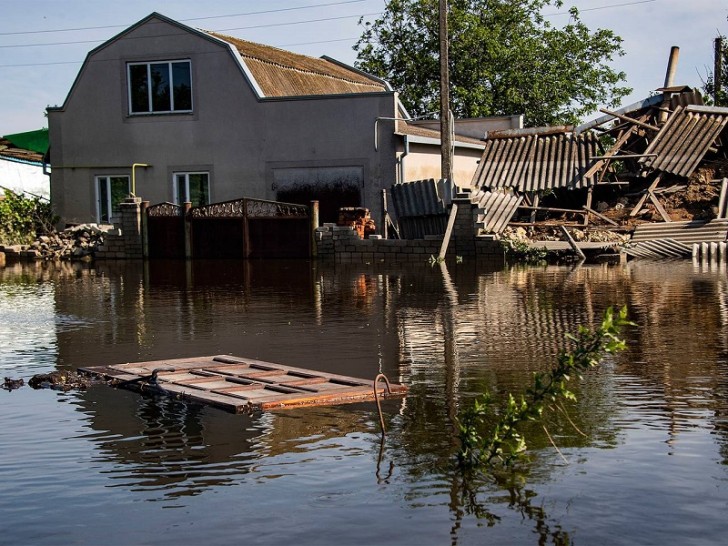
left=0, top=158, right=49, bottom=199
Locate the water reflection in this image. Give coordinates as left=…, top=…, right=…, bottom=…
left=1, top=258, right=727, bottom=544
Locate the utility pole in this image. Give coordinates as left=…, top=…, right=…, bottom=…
left=439, top=0, right=453, bottom=183
left=715, top=37, right=723, bottom=105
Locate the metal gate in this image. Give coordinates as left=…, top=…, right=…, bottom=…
left=146, top=198, right=311, bottom=259
left=147, top=202, right=185, bottom=259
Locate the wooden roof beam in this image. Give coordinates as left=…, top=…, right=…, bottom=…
left=598, top=109, right=660, bottom=132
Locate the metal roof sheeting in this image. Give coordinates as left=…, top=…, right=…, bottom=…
left=622, top=239, right=692, bottom=259
left=389, top=179, right=456, bottom=240
left=640, top=105, right=728, bottom=178
left=472, top=131, right=603, bottom=192
left=390, top=179, right=454, bottom=218
left=473, top=189, right=523, bottom=234
left=207, top=32, right=388, bottom=97
left=631, top=219, right=728, bottom=244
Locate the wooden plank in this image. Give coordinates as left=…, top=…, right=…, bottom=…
left=630, top=174, right=662, bottom=217
left=584, top=121, right=641, bottom=179
left=598, top=108, right=660, bottom=132
left=583, top=206, right=619, bottom=227
left=648, top=192, right=672, bottom=222
left=560, top=225, right=586, bottom=260
left=718, top=178, right=728, bottom=219
left=438, top=202, right=459, bottom=260
left=80, top=355, right=407, bottom=413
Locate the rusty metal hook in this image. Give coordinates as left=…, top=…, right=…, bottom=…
left=373, top=373, right=392, bottom=437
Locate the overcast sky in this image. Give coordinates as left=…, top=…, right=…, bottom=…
left=1, top=0, right=726, bottom=135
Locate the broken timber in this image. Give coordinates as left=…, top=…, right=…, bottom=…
left=80, top=355, right=407, bottom=414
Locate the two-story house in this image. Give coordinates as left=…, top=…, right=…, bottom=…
left=48, top=12, right=488, bottom=228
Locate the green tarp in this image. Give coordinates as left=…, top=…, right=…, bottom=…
left=2, top=129, right=49, bottom=154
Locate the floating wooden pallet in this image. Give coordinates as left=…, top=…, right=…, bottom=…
left=80, top=355, right=407, bottom=414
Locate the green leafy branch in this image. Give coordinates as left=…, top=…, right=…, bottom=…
left=501, top=239, right=548, bottom=264
left=0, top=189, right=57, bottom=245
left=458, top=306, right=633, bottom=469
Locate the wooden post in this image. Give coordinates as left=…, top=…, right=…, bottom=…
left=183, top=201, right=192, bottom=259
left=584, top=187, right=593, bottom=226
left=310, top=200, right=319, bottom=258
left=530, top=193, right=539, bottom=224
left=141, top=200, right=149, bottom=259
left=242, top=199, right=251, bottom=259
left=560, top=225, right=585, bottom=261
left=630, top=174, right=662, bottom=217
left=439, top=0, right=453, bottom=183
left=718, top=178, right=727, bottom=219
left=438, top=202, right=458, bottom=260
left=381, top=189, right=389, bottom=239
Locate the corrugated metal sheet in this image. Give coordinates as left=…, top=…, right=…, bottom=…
left=640, top=105, right=728, bottom=177
left=623, top=238, right=692, bottom=259
left=390, top=179, right=453, bottom=217
left=472, top=131, right=603, bottom=192
left=631, top=219, right=728, bottom=244
left=207, top=32, right=387, bottom=97
left=473, top=189, right=523, bottom=234
left=389, top=179, right=455, bottom=239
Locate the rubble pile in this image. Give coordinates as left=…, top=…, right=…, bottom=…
left=0, top=224, right=115, bottom=262
left=472, top=85, right=728, bottom=247
left=2, top=370, right=99, bottom=392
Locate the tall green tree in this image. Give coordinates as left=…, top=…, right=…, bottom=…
left=354, top=0, right=631, bottom=126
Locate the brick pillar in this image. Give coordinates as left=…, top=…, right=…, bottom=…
left=451, top=195, right=477, bottom=258
left=119, top=196, right=143, bottom=259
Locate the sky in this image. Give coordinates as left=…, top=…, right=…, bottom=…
left=1, top=0, right=726, bottom=135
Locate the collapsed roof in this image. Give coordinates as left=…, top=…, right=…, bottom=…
left=470, top=87, right=728, bottom=232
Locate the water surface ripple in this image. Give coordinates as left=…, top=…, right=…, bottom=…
left=1, top=259, right=726, bottom=545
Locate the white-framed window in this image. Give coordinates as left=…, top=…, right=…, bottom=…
left=128, top=60, right=192, bottom=114
left=96, top=175, right=130, bottom=223
left=174, top=172, right=210, bottom=207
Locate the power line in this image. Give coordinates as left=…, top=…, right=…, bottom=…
left=544, top=0, right=657, bottom=17
left=0, top=0, right=370, bottom=36
left=0, top=0, right=660, bottom=66
left=0, top=12, right=380, bottom=49
left=214, top=12, right=379, bottom=33
left=0, top=36, right=367, bottom=68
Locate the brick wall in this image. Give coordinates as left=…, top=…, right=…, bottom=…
left=315, top=222, right=504, bottom=265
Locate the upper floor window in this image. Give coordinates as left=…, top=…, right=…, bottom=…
left=128, top=60, right=192, bottom=114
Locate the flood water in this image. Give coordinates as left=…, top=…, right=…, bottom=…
left=1, top=258, right=727, bottom=545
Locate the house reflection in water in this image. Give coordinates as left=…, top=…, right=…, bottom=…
left=36, top=257, right=728, bottom=493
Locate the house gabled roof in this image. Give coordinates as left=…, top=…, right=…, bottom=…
left=206, top=31, right=389, bottom=97
left=49, top=12, right=392, bottom=113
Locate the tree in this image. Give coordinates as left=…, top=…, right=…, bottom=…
left=354, top=0, right=631, bottom=127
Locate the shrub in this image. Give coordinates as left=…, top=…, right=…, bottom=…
left=0, top=189, right=57, bottom=244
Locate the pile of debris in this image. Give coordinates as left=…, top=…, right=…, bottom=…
left=337, top=207, right=376, bottom=239
left=466, top=82, right=728, bottom=262
left=2, top=370, right=99, bottom=392
left=0, top=224, right=115, bottom=262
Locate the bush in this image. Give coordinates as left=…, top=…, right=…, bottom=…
left=0, top=189, right=57, bottom=244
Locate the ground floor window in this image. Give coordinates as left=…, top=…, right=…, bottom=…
left=96, top=175, right=130, bottom=223
left=174, top=172, right=209, bottom=207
